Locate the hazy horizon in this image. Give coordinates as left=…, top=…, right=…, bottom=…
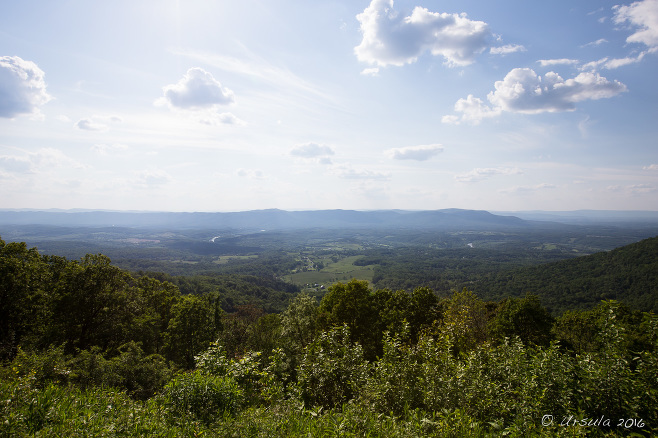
left=2, top=1, right=657, bottom=212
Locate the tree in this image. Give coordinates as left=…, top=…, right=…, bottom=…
left=489, top=293, right=554, bottom=346
left=164, top=294, right=218, bottom=368
left=48, top=254, right=133, bottom=354
left=319, top=279, right=380, bottom=360
left=0, top=239, right=49, bottom=360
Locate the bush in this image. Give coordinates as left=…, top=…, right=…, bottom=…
left=161, top=370, right=243, bottom=424
left=297, top=324, right=369, bottom=409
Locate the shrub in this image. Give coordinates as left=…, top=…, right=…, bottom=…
left=297, top=324, right=369, bottom=409
left=161, top=370, right=243, bottom=424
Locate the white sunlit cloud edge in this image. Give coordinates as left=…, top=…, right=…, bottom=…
left=155, top=67, right=244, bottom=126
left=385, top=144, right=444, bottom=161
left=443, top=68, right=627, bottom=124
left=354, top=0, right=494, bottom=68
left=0, top=56, right=52, bottom=119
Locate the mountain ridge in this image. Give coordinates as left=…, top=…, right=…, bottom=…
left=0, top=208, right=541, bottom=231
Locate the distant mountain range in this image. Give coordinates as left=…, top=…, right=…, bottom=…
left=1, top=208, right=657, bottom=231
left=0, top=208, right=532, bottom=230
left=493, top=210, right=658, bottom=225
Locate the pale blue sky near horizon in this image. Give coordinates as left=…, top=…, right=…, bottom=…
left=1, top=0, right=657, bottom=212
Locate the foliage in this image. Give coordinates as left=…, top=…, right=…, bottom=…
left=474, top=236, right=658, bottom=314
left=489, top=293, right=554, bottom=346
left=161, top=370, right=243, bottom=425
left=2, top=236, right=658, bottom=436
left=297, top=324, right=369, bottom=409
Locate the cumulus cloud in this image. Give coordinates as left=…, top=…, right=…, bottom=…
left=643, top=164, right=658, bottom=170
left=445, top=68, right=627, bottom=124
left=159, top=67, right=234, bottom=110
left=613, top=0, right=658, bottom=49
left=386, top=144, right=443, bottom=161
left=442, top=94, right=501, bottom=125
left=354, top=0, right=491, bottom=67
left=0, top=56, right=52, bottom=118
left=489, top=69, right=627, bottom=113
left=455, top=167, right=522, bottom=183
left=290, top=142, right=335, bottom=159
left=490, top=44, right=526, bottom=55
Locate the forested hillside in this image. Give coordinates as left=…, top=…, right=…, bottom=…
left=1, top=237, right=657, bottom=436
left=472, top=236, right=658, bottom=314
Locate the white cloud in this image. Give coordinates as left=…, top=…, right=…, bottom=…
left=354, top=0, right=491, bottom=67
left=537, top=59, right=579, bottom=67
left=603, top=52, right=650, bottom=68
left=75, top=115, right=122, bottom=131
left=75, top=118, right=108, bottom=131
left=613, top=0, right=658, bottom=49
left=159, top=67, right=234, bottom=110
left=442, top=94, right=501, bottom=125
left=290, top=142, right=335, bottom=158
left=581, top=38, right=608, bottom=47
left=455, top=167, right=522, bottom=183
left=0, top=56, right=52, bottom=118
left=386, top=144, right=443, bottom=161
left=484, top=68, right=627, bottom=116
left=581, top=51, right=651, bottom=70
left=643, top=164, right=658, bottom=170
left=361, top=67, right=380, bottom=76
left=490, top=44, right=526, bottom=55
left=175, top=48, right=337, bottom=106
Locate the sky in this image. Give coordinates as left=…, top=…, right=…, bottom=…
left=1, top=0, right=657, bottom=212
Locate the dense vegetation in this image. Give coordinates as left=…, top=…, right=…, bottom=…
left=1, top=237, right=657, bottom=436
left=471, top=236, right=658, bottom=314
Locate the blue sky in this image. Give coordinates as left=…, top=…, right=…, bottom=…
left=1, top=0, right=657, bottom=212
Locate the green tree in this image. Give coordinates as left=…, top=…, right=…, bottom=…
left=0, top=239, right=49, bottom=360
left=164, top=294, right=219, bottom=368
left=319, top=279, right=380, bottom=360
left=489, top=293, right=554, bottom=346
left=48, top=254, right=133, bottom=354
left=439, top=288, right=490, bottom=354
left=129, top=276, right=181, bottom=356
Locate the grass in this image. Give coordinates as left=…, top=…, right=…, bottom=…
left=213, top=255, right=259, bottom=265
left=282, top=254, right=377, bottom=286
